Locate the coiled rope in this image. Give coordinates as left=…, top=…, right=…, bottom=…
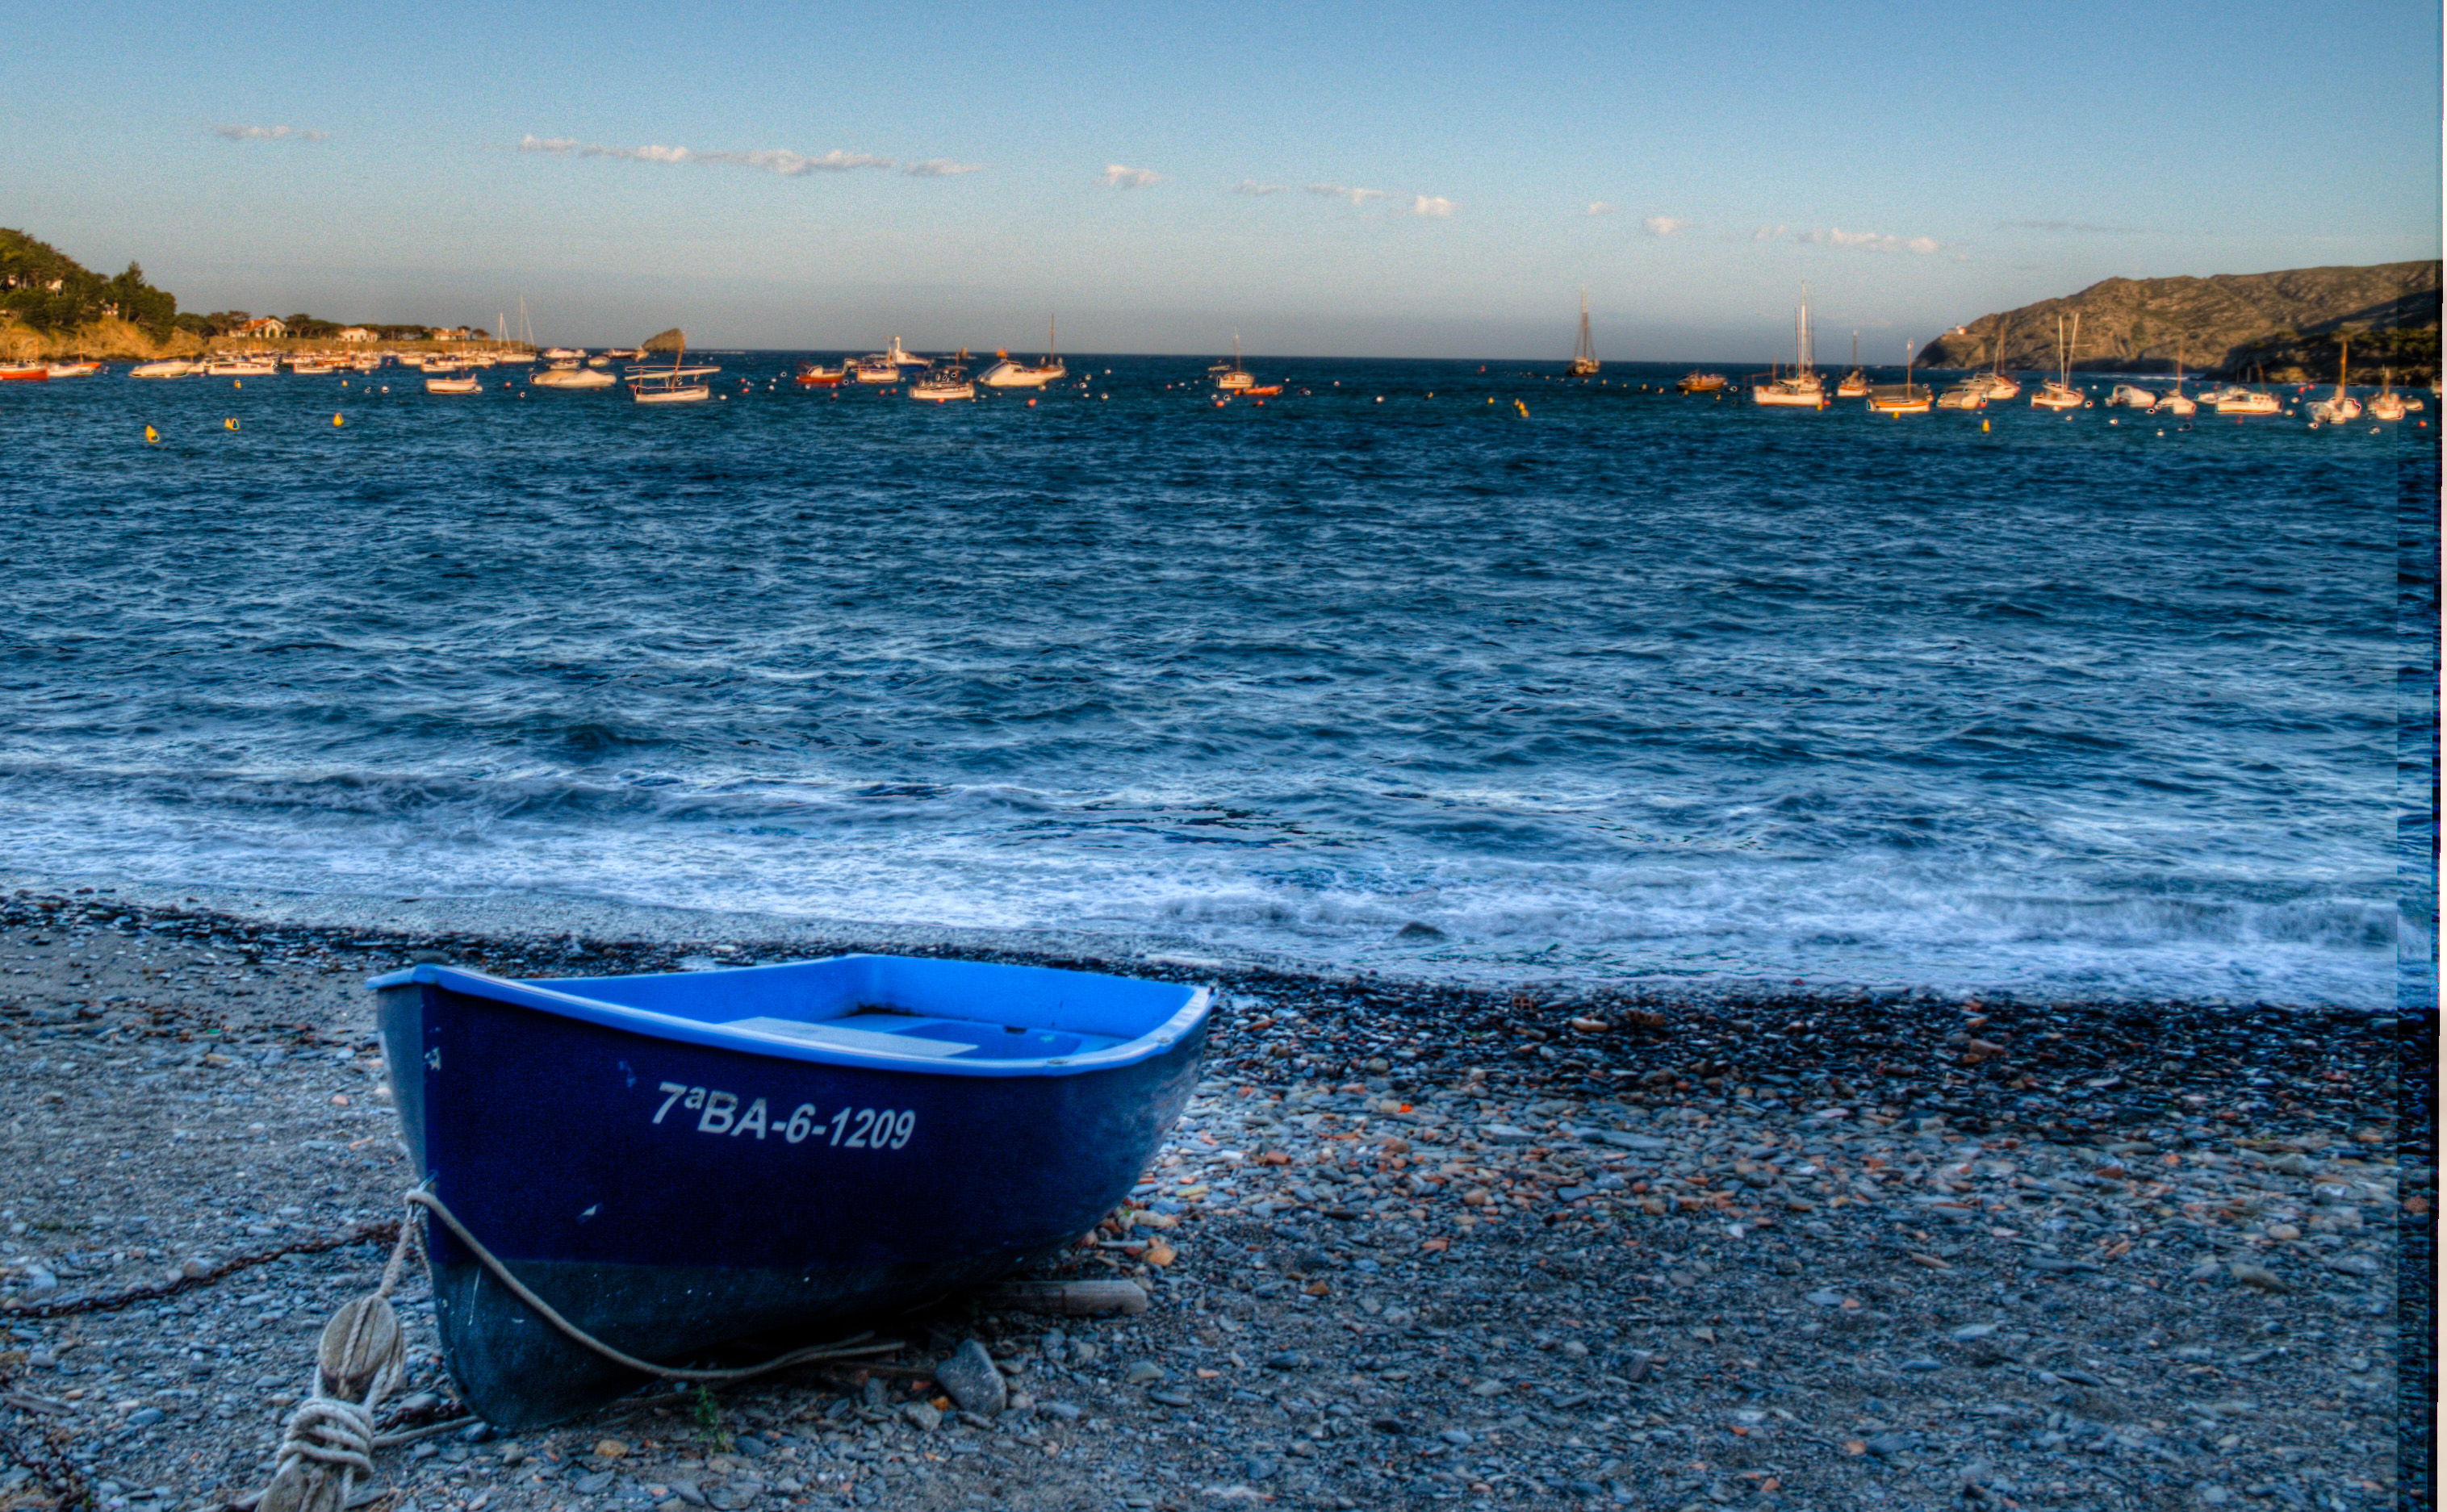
left=249, top=1188, right=900, bottom=1512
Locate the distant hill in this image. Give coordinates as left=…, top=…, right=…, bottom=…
left=1917, top=261, right=2441, bottom=382
left=0, top=228, right=178, bottom=337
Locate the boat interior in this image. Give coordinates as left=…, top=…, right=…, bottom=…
left=496, top=954, right=1203, bottom=1066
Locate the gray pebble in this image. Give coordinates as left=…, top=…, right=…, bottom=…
left=935, top=1339, right=1008, bottom=1417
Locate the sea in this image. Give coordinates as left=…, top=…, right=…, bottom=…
left=0, top=357, right=2432, bottom=1009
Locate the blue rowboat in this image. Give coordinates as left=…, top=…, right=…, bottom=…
left=369, top=954, right=1209, bottom=1427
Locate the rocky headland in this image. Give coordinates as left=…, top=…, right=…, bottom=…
left=1916, top=261, right=2441, bottom=382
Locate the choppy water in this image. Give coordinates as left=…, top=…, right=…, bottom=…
left=0, top=357, right=2430, bottom=1006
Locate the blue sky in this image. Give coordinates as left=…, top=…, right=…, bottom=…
left=2, top=2, right=2437, bottom=357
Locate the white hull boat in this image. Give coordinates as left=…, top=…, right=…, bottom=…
left=2031, top=383, right=2085, bottom=410
left=2153, top=391, right=2197, bottom=417
left=44, top=362, right=100, bottom=378
left=1751, top=376, right=1824, bottom=407
left=2106, top=384, right=2156, bottom=408
left=852, top=358, right=901, bottom=383
left=1754, top=286, right=1822, bottom=406
left=2211, top=390, right=2282, bottom=415
left=132, top=360, right=198, bottom=378
left=533, top=364, right=617, bottom=389
left=204, top=357, right=278, bottom=377
left=980, top=321, right=1066, bottom=390
left=633, top=384, right=711, bottom=403
left=425, top=374, right=482, bottom=394
left=1935, top=384, right=1985, bottom=409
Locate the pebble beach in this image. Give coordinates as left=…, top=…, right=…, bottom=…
left=0, top=893, right=2425, bottom=1512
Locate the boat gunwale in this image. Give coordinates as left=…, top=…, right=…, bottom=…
left=368, top=957, right=1211, bottom=1078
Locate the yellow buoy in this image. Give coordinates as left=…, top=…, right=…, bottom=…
left=1515, top=399, right=1529, bottom=417
left=1981, top=419, right=1989, bottom=432
left=333, top=413, right=344, bottom=426
left=224, top=418, right=238, bottom=431
left=144, top=424, right=159, bottom=444
left=233, top=379, right=241, bottom=388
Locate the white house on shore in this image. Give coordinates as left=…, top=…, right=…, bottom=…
left=337, top=326, right=375, bottom=343
left=234, top=315, right=287, bottom=340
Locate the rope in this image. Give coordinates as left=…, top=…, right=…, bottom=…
left=404, top=1189, right=901, bottom=1384
left=253, top=1222, right=418, bottom=1512
left=245, top=1188, right=901, bottom=1512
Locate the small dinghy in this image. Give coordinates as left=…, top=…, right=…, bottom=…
left=370, top=954, right=1208, bottom=1427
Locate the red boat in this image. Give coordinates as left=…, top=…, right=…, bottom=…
left=0, top=362, right=50, bottom=382
left=795, top=361, right=846, bottom=387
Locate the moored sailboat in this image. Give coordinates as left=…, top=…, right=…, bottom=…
left=1752, top=285, right=1825, bottom=406
left=626, top=329, right=717, bottom=403
left=1565, top=289, right=1599, bottom=377
left=1834, top=333, right=1869, bottom=398
left=2303, top=338, right=2361, bottom=424
left=2031, top=314, right=2085, bottom=409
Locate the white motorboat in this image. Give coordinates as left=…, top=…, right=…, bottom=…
left=852, top=354, right=902, bottom=383
left=203, top=356, right=278, bottom=377
left=1753, top=285, right=1824, bottom=406
left=542, top=347, right=585, bottom=361
left=425, top=373, right=482, bottom=394
left=532, top=361, right=617, bottom=389
left=131, top=359, right=198, bottom=378
left=2106, top=383, right=2156, bottom=408
left=886, top=336, right=927, bottom=368
left=44, top=361, right=101, bottom=378
left=979, top=318, right=1068, bottom=389
left=588, top=356, right=613, bottom=368
left=910, top=353, right=977, bottom=402
left=2304, top=339, right=2361, bottom=424
left=2211, top=388, right=2282, bottom=416
left=1215, top=333, right=1257, bottom=391
left=1935, top=382, right=1985, bottom=409
left=1565, top=288, right=1598, bottom=377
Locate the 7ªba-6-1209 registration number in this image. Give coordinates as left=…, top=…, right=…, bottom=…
left=654, top=1083, right=917, bottom=1148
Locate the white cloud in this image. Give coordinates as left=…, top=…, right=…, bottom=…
left=1642, top=215, right=1689, bottom=236
left=211, top=123, right=327, bottom=143
left=1752, top=223, right=1788, bottom=241
left=1233, top=179, right=1288, bottom=196
left=516, top=135, right=895, bottom=175
left=1306, top=182, right=1391, bottom=205
left=1409, top=195, right=1456, bottom=218
left=903, top=159, right=984, bottom=177
left=1585, top=201, right=1617, bottom=216
left=1101, top=164, right=1164, bottom=188
left=1805, top=225, right=1943, bottom=254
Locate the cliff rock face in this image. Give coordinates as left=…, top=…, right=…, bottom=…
left=1918, top=261, right=2441, bottom=380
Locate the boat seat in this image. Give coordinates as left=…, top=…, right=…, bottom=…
left=722, top=1010, right=1123, bottom=1062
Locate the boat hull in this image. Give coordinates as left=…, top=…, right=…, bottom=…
left=374, top=962, right=1205, bottom=1428
left=1751, top=385, right=1825, bottom=407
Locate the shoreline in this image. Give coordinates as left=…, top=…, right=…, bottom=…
left=0, top=871, right=2396, bottom=1020
left=0, top=885, right=2424, bottom=1510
